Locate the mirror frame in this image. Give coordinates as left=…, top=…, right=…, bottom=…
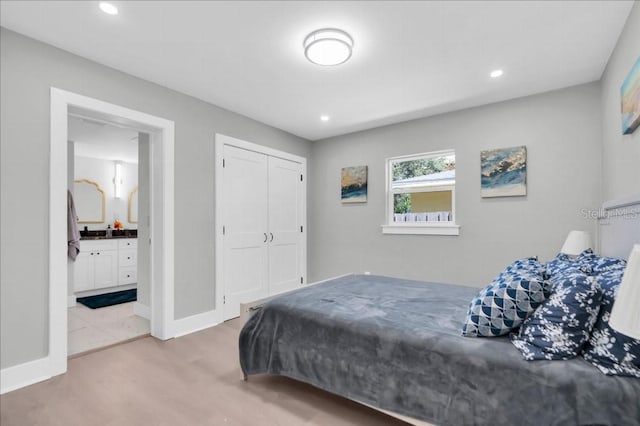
left=128, top=185, right=139, bottom=223
left=74, top=178, right=106, bottom=223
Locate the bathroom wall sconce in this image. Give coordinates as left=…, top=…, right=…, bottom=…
left=113, top=161, right=123, bottom=198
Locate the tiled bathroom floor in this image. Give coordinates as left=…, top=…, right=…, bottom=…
left=68, top=301, right=150, bottom=356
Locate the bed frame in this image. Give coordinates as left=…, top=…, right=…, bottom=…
left=597, top=193, right=640, bottom=259
left=241, top=195, right=640, bottom=426
left=238, top=273, right=352, bottom=325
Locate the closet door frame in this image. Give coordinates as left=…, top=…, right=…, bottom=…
left=214, top=134, right=307, bottom=322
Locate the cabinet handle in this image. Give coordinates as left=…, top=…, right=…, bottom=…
left=96, top=252, right=100, bottom=255
left=127, top=257, right=131, bottom=260
left=90, top=252, right=94, bottom=255
left=270, top=233, right=274, bottom=242
left=263, top=233, right=267, bottom=243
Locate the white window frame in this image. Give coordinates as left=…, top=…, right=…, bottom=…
left=381, top=149, right=460, bottom=236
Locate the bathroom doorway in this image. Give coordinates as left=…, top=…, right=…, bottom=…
left=50, top=88, right=175, bottom=378
left=67, top=115, right=150, bottom=356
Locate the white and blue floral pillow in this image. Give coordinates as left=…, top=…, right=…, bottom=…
left=462, top=259, right=551, bottom=337
left=581, top=269, right=640, bottom=378
left=578, top=251, right=627, bottom=275
left=546, top=251, right=592, bottom=278
left=510, top=272, right=603, bottom=360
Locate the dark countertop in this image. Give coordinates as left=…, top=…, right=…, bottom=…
left=80, top=230, right=137, bottom=240
left=80, top=235, right=137, bottom=240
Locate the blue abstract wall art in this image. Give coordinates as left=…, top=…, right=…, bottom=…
left=621, top=57, right=640, bottom=135
left=341, top=165, right=368, bottom=203
left=481, top=146, right=527, bottom=198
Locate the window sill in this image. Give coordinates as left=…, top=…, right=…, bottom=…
left=381, top=223, right=460, bottom=236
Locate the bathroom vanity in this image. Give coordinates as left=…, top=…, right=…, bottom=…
left=74, top=236, right=137, bottom=294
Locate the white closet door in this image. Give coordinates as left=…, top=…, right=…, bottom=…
left=268, top=156, right=304, bottom=295
left=222, top=145, right=269, bottom=320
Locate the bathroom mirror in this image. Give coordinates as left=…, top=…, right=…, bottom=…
left=74, top=179, right=105, bottom=223
left=128, top=186, right=138, bottom=223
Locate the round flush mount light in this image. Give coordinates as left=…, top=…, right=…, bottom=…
left=304, top=28, right=353, bottom=66
left=320, top=115, right=330, bottom=122
left=99, top=2, right=118, bottom=15
left=490, top=69, right=504, bottom=78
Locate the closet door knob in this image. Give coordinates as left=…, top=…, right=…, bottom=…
left=270, top=233, right=274, bottom=242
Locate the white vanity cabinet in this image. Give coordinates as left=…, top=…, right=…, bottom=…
left=73, top=240, right=118, bottom=292
left=74, top=238, right=138, bottom=293
left=118, top=239, right=137, bottom=285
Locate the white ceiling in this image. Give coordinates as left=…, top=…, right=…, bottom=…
left=69, top=115, right=139, bottom=163
left=0, top=1, right=633, bottom=141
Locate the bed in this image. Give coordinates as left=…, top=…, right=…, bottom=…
left=239, top=196, right=640, bottom=425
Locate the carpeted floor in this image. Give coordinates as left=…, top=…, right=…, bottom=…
left=0, top=318, right=414, bottom=426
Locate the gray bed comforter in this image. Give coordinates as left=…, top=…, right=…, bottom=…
left=239, top=274, right=640, bottom=425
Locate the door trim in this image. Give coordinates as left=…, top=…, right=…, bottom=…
left=50, top=88, right=175, bottom=378
left=214, top=134, right=307, bottom=322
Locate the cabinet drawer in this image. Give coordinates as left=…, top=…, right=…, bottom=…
left=80, top=239, right=118, bottom=252
left=118, top=238, right=137, bottom=249
left=119, top=267, right=137, bottom=285
left=119, top=249, right=137, bottom=266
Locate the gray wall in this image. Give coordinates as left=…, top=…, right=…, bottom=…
left=601, top=3, right=640, bottom=201
left=309, top=83, right=603, bottom=286
left=0, top=28, right=311, bottom=369
left=137, top=134, right=151, bottom=309
left=3, top=7, right=637, bottom=372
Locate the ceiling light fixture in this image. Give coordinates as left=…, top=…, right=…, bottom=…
left=304, top=28, right=353, bottom=66
left=320, top=115, right=330, bottom=122
left=99, top=2, right=118, bottom=15
left=490, top=69, right=504, bottom=78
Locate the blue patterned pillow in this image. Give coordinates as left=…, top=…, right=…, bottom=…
left=510, top=272, right=603, bottom=360
left=581, top=269, right=640, bottom=377
left=462, top=266, right=551, bottom=337
left=504, top=257, right=546, bottom=275
left=546, top=251, right=591, bottom=278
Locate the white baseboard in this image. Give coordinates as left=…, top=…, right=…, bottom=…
left=133, top=302, right=150, bottom=319
left=1, top=357, right=51, bottom=395
left=67, top=295, right=76, bottom=308
left=172, top=309, right=219, bottom=338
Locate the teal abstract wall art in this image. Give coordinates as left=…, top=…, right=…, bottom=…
left=621, top=57, right=640, bottom=135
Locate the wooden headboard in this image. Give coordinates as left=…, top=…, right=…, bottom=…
left=598, top=193, right=640, bottom=259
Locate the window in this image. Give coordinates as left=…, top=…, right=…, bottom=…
left=382, top=150, right=460, bottom=235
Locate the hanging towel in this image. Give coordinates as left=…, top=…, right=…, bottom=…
left=67, top=190, right=81, bottom=260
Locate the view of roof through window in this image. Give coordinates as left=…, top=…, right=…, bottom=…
left=391, top=154, right=455, bottom=222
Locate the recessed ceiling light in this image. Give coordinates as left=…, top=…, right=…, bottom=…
left=490, top=69, right=504, bottom=78
left=304, top=29, right=353, bottom=66
left=99, top=2, right=118, bottom=15
left=320, top=115, right=330, bottom=122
